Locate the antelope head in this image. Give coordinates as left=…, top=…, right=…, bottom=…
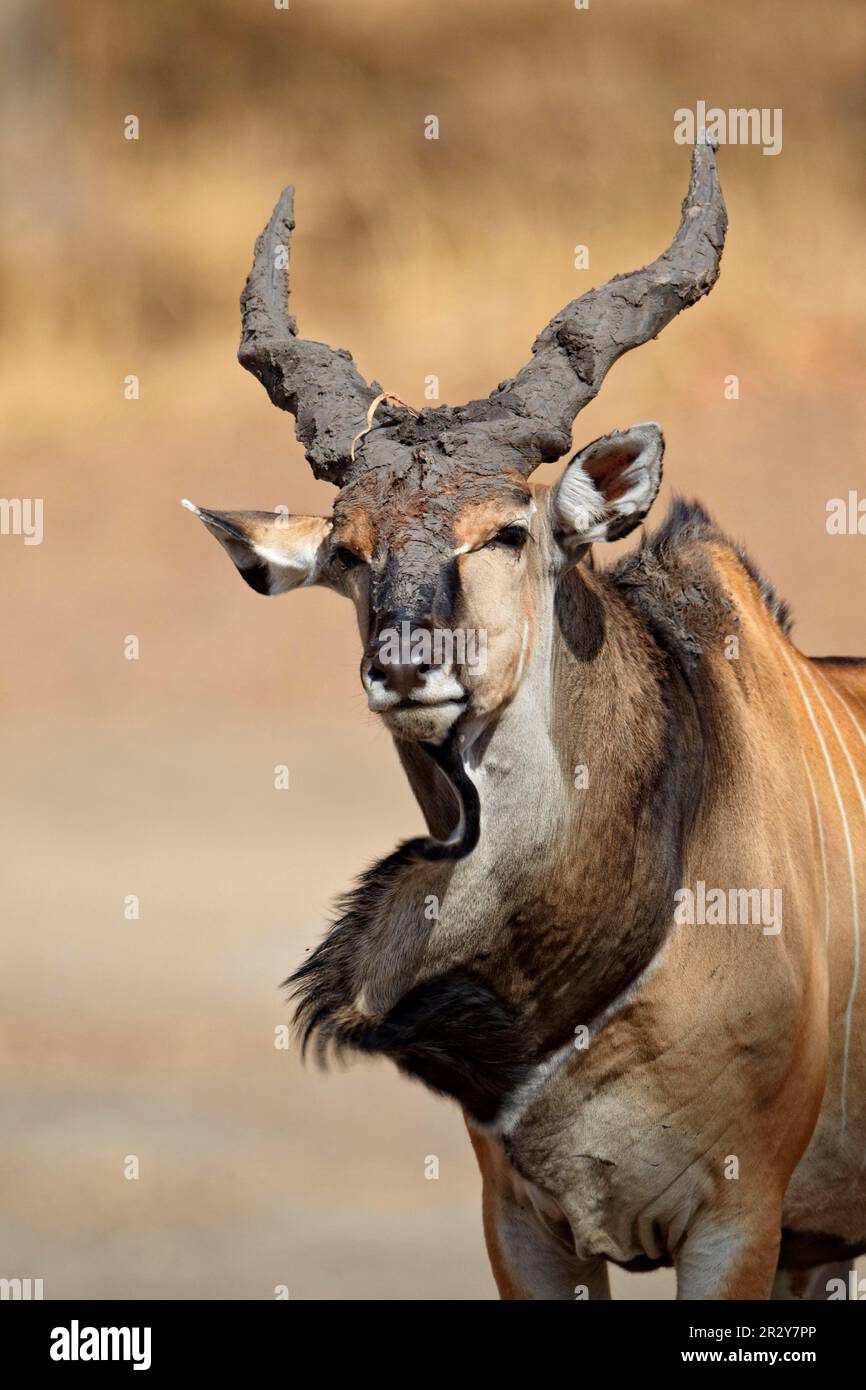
left=187, top=146, right=725, bottom=827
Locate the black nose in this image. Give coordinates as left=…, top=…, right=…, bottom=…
left=364, top=650, right=437, bottom=700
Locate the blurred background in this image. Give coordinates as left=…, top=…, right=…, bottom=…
left=1, top=0, right=864, bottom=1299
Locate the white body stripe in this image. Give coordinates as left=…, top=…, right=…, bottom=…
left=802, top=753, right=831, bottom=943
left=800, top=661, right=866, bottom=1127
left=778, top=641, right=860, bottom=1124
left=815, top=667, right=866, bottom=756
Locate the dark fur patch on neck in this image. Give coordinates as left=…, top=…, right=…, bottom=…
left=352, top=969, right=538, bottom=1123
left=286, top=852, right=538, bottom=1123
left=610, top=497, right=792, bottom=670
left=286, top=840, right=419, bottom=1062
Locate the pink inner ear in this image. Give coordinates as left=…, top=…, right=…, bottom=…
left=583, top=445, right=638, bottom=504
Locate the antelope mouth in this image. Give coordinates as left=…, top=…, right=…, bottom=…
left=388, top=697, right=466, bottom=712
left=381, top=698, right=467, bottom=745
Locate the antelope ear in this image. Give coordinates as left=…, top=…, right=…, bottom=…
left=552, top=423, right=664, bottom=547
left=182, top=501, right=332, bottom=595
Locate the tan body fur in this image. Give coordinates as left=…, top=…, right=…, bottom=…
left=464, top=539, right=866, bottom=1299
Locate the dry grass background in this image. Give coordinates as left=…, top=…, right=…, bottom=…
left=1, top=0, right=864, bottom=1298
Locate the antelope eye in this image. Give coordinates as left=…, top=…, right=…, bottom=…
left=334, top=545, right=362, bottom=570
left=489, top=524, right=528, bottom=550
